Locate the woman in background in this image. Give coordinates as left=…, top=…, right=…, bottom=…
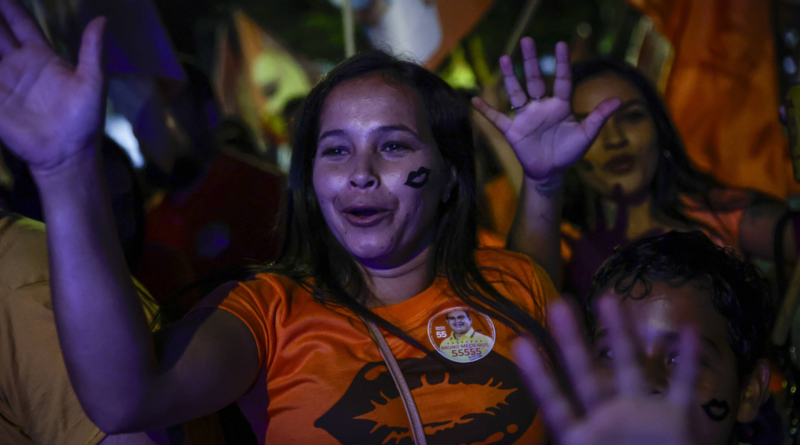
left=561, top=57, right=795, bottom=298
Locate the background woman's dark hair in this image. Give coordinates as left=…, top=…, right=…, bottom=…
left=585, top=230, right=774, bottom=381
left=260, top=50, right=555, bottom=358
left=564, top=57, right=741, bottom=237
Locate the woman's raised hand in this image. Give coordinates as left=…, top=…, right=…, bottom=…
left=0, top=0, right=105, bottom=174
left=473, top=38, right=620, bottom=183
left=513, top=299, right=697, bottom=445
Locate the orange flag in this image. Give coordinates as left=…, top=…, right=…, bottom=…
left=425, top=0, right=494, bottom=70
left=628, top=0, right=798, bottom=198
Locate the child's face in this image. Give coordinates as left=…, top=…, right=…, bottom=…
left=593, top=280, right=762, bottom=445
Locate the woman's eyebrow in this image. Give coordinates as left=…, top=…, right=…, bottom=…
left=373, top=124, right=420, bottom=139
left=317, top=125, right=421, bottom=143
left=318, top=129, right=345, bottom=142
left=616, top=98, right=646, bottom=112
left=574, top=98, right=646, bottom=121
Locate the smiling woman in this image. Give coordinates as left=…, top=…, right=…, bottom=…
left=226, top=52, right=568, bottom=443
left=0, top=1, right=621, bottom=442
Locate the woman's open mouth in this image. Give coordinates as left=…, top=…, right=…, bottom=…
left=343, top=206, right=390, bottom=227
left=603, top=153, right=636, bottom=174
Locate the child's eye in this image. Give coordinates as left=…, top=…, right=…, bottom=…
left=597, top=348, right=613, bottom=360
left=667, top=353, right=710, bottom=368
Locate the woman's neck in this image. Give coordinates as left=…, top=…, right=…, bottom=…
left=600, top=194, right=659, bottom=240
left=362, top=245, right=437, bottom=308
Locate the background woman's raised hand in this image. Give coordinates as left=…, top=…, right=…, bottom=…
left=0, top=0, right=105, bottom=175
left=472, top=38, right=621, bottom=183
left=513, top=299, right=698, bottom=445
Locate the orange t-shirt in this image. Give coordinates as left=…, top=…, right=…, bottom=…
left=214, top=248, right=558, bottom=444
left=681, top=190, right=753, bottom=253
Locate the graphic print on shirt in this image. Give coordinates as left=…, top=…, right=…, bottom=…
left=314, top=353, right=536, bottom=445
left=428, top=307, right=496, bottom=363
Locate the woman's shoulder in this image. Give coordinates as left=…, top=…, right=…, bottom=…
left=190, top=273, right=315, bottom=314
left=681, top=188, right=759, bottom=212
left=475, top=248, right=556, bottom=292
left=238, top=273, right=316, bottom=302
left=474, top=248, right=559, bottom=321
left=475, top=247, right=535, bottom=271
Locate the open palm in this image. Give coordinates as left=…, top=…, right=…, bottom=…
left=0, top=0, right=105, bottom=172
left=473, top=38, right=620, bottom=181
left=514, top=299, right=697, bottom=445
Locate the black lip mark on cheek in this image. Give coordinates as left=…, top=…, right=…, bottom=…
left=701, top=398, right=731, bottom=422
left=404, top=167, right=431, bottom=189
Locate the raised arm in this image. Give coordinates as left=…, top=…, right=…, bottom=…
left=473, top=39, right=619, bottom=284
left=0, top=0, right=257, bottom=432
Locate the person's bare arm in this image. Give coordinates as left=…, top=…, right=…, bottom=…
left=0, top=0, right=258, bottom=433
left=38, top=139, right=260, bottom=433
left=740, top=202, right=796, bottom=263
left=505, top=177, right=565, bottom=283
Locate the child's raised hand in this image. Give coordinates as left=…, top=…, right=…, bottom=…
left=472, top=38, right=620, bottom=184
left=513, top=299, right=699, bottom=445
left=0, top=0, right=106, bottom=175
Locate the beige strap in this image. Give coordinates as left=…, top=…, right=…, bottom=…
left=361, top=317, right=428, bottom=445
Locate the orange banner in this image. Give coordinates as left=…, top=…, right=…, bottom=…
left=628, top=0, right=798, bottom=198
left=425, top=0, right=494, bottom=70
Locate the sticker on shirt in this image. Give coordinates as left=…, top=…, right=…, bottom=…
left=428, top=307, right=496, bottom=363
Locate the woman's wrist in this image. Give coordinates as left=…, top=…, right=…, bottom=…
left=29, top=143, right=102, bottom=189
left=524, top=173, right=564, bottom=197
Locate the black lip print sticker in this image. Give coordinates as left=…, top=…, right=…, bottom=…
left=314, top=352, right=536, bottom=445
left=701, top=399, right=731, bottom=422
left=404, top=167, right=431, bottom=189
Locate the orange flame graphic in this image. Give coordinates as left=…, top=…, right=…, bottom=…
left=355, top=373, right=517, bottom=444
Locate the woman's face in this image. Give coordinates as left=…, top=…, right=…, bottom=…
left=313, top=75, right=454, bottom=269
left=572, top=74, right=659, bottom=200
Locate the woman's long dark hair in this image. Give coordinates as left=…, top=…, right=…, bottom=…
left=564, top=57, right=746, bottom=236
left=261, top=50, right=555, bottom=357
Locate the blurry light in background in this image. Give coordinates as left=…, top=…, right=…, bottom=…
left=785, top=56, right=798, bottom=76
left=539, top=55, right=556, bottom=76
left=105, top=114, right=145, bottom=168
left=786, top=29, right=799, bottom=49
left=598, top=35, right=613, bottom=54
left=277, top=143, right=292, bottom=174
left=576, top=22, right=592, bottom=39
left=327, top=0, right=374, bottom=11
